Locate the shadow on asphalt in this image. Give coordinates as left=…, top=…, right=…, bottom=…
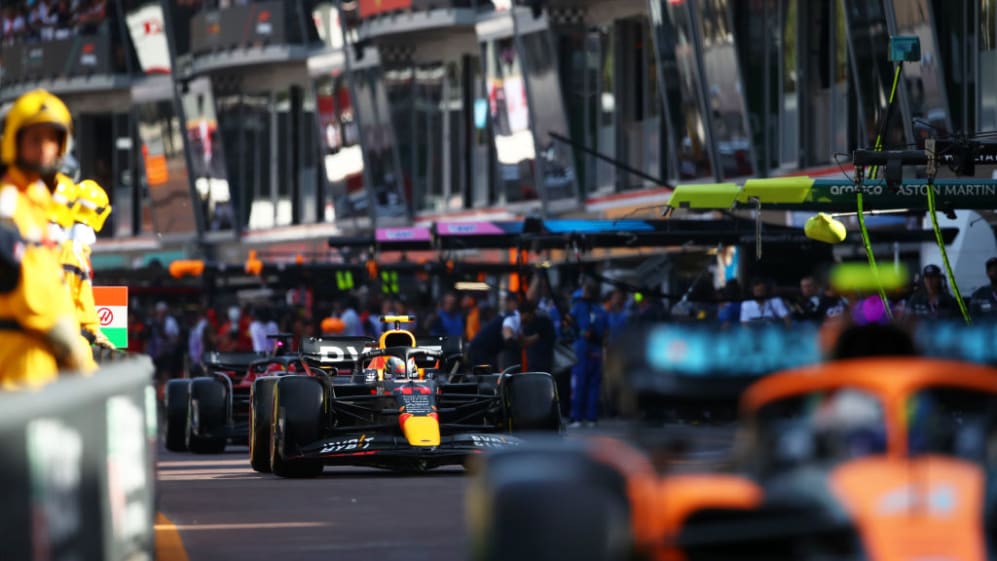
left=297, top=468, right=465, bottom=480
left=176, top=466, right=468, bottom=481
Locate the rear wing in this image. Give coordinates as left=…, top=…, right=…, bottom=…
left=608, top=323, right=822, bottom=401
left=300, top=336, right=376, bottom=369
left=202, top=351, right=269, bottom=372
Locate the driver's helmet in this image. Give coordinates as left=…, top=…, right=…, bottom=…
left=812, top=389, right=887, bottom=459
left=384, top=356, right=407, bottom=376
left=384, top=356, right=418, bottom=377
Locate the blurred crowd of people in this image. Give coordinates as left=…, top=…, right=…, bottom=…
left=124, top=253, right=997, bottom=425
left=1, top=0, right=106, bottom=46
left=680, top=257, right=997, bottom=328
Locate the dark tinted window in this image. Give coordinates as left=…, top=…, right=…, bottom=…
left=135, top=100, right=198, bottom=236
left=648, top=0, right=713, bottom=179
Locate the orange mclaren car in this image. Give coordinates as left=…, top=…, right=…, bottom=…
left=469, top=322, right=997, bottom=561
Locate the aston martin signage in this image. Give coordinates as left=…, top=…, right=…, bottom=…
left=671, top=177, right=997, bottom=213
left=783, top=179, right=997, bottom=211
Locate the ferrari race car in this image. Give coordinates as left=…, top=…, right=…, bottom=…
left=468, top=321, right=997, bottom=561
left=249, top=317, right=562, bottom=477
left=164, top=334, right=321, bottom=454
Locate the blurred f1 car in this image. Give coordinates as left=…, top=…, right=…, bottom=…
left=468, top=321, right=997, bottom=561
left=164, top=334, right=323, bottom=454
left=250, top=316, right=562, bottom=477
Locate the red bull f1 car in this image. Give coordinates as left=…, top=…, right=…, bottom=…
left=249, top=316, right=562, bottom=477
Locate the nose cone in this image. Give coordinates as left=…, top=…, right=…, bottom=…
left=400, top=414, right=441, bottom=447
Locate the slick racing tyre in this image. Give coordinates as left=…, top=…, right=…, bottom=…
left=249, top=377, right=278, bottom=473
left=468, top=443, right=632, bottom=561
left=164, top=380, right=191, bottom=452
left=187, top=378, right=228, bottom=454
left=503, top=372, right=562, bottom=432
left=270, top=376, right=325, bottom=478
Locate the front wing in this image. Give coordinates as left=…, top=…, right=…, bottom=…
left=290, top=432, right=524, bottom=468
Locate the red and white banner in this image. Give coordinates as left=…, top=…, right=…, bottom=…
left=358, top=0, right=412, bottom=18
left=125, top=4, right=171, bottom=74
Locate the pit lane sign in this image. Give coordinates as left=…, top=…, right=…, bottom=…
left=94, top=287, right=128, bottom=349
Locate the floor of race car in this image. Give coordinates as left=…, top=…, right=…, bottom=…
left=154, top=421, right=735, bottom=561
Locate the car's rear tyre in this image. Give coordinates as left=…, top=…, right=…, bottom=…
left=249, top=377, right=278, bottom=473
left=270, top=376, right=325, bottom=478
left=187, top=378, right=228, bottom=454
left=503, top=372, right=562, bottom=432
left=469, top=444, right=632, bottom=561
left=164, top=380, right=191, bottom=452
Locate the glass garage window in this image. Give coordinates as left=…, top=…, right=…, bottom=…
left=891, top=0, right=951, bottom=139
left=216, top=92, right=272, bottom=231
left=843, top=0, right=908, bottom=149
left=182, top=78, right=235, bottom=232
left=385, top=60, right=450, bottom=214
left=649, top=0, right=713, bottom=180
left=483, top=36, right=538, bottom=204
left=351, top=66, right=410, bottom=221
left=519, top=30, right=578, bottom=203
left=982, top=0, right=997, bottom=132
left=697, top=0, right=754, bottom=178
left=315, top=73, right=365, bottom=223
left=135, top=100, right=198, bottom=237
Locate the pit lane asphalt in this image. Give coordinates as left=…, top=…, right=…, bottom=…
left=155, top=423, right=734, bottom=561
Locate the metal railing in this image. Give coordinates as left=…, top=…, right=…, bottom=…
left=0, top=355, right=157, bottom=561
left=0, top=31, right=115, bottom=85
